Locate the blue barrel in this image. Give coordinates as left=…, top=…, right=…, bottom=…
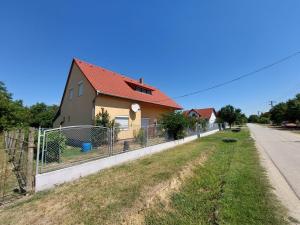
left=82, top=142, right=92, bottom=152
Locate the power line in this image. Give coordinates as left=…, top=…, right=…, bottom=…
left=154, top=51, right=300, bottom=104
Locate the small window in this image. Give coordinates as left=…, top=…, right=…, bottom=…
left=115, top=116, right=129, bottom=130
left=68, top=116, right=71, bottom=122
left=134, top=86, right=152, bottom=95
left=78, top=81, right=83, bottom=96
left=69, top=88, right=74, bottom=100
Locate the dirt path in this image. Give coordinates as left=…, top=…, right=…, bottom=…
left=248, top=124, right=300, bottom=223
left=121, top=150, right=211, bottom=225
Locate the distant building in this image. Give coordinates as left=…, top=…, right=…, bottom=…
left=184, top=108, right=217, bottom=127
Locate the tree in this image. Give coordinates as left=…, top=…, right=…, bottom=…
left=95, top=109, right=116, bottom=127
left=248, top=115, right=259, bottom=123
left=0, top=81, right=30, bottom=131
left=29, top=103, right=58, bottom=128
left=218, top=105, right=242, bottom=128
left=159, top=111, right=189, bottom=140
left=93, top=109, right=120, bottom=146
left=270, top=103, right=287, bottom=125
left=286, top=97, right=300, bottom=122
left=0, top=81, right=59, bottom=131
left=236, top=110, right=248, bottom=125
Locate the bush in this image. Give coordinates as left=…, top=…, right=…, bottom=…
left=134, top=128, right=147, bottom=146
left=46, top=131, right=67, bottom=162
left=93, top=109, right=120, bottom=147
left=258, top=117, right=270, bottom=124
left=47, top=131, right=67, bottom=152
left=159, top=112, right=189, bottom=140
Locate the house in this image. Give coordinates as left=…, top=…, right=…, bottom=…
left=184, top=108, right=217, bottom=127
left=53, top=58, right=182, bottom=139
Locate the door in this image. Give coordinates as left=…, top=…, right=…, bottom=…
left=141, top=118, right=150, bottom=128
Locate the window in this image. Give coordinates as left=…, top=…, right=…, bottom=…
left=141, top=118, right=150, bottom=128
left=134, top=86, right=152, bottom=95
left=69, top=88, right=74, bottom=100
left=115, top=116, right=129, bottom=130
left=68, top=116, right=71, bottom=122
left=78, top=81, right=83, bottom=96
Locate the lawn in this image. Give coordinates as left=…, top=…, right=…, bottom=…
left=0, top=129, right=288, bottom=225
left=41, top=136, right=167, bottom=172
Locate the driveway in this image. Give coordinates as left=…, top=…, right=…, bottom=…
left=248, top=123, right=300, bottom=221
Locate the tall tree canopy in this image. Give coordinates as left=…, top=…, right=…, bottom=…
left=0, top=81, right=58, bottom=131
left=268, top=93, right=300, bottom=125
left=218, top=105, right=244, bottom=128
left=29, top=103, right=58, bottom=128
left=0, top=81, right=30, bottom=130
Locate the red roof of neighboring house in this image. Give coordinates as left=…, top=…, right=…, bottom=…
left=74, top=59, right=182, bottom=109
left=184, top=108, right=216, bottom=119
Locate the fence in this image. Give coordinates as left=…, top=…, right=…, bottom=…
left=36, top=123, right=220, bottom=174
left=0, top=128, right=35, bottom=205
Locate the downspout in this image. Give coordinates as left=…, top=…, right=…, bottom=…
left=92, top=90, right=101, bottom=123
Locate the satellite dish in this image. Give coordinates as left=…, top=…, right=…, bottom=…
left=131, top=103, right=140, bottom=113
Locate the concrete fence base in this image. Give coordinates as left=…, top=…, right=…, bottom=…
left=35, top=129, right=219, bottom=192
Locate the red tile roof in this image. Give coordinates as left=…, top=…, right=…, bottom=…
left=184, top=108, right=216, bottom=119
left=74, top=59, right=182, bottom=109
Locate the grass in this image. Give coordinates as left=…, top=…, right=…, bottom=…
left=0, top=129, right=288, bottom=225
left=145, top=129, right=287, bottom=225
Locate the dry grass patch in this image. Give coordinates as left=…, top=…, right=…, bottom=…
left=0, top=138, right=213, bottom=225
left=121, top=149, right=213, bottom=225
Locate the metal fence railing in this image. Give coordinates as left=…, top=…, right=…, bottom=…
left=36, top=123, right=220, bottom=174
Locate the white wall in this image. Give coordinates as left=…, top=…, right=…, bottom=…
left=208, top=112, right=217, bottom=126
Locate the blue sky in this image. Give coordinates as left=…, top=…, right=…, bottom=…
left=1, top=0, right=300, bottom=115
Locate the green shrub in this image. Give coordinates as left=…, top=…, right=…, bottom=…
left=159, top=112, right=189, bottom=140
left=93, top=109, right=120, bottom=147
left=46, top=131, right=66, bottom=162
left=134, top=128, right=147, bottom=146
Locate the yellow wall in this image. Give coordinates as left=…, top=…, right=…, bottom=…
left=140, top=102, right=173, bottom=124
left=53, top=63, right=96, bottom=127
left=95, top=95, right=173, bottom=139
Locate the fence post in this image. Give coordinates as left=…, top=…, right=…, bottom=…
left=12, top=130, right=20, bottom=162
left=3, top=131, right=7, bottom=149
left=17, top=130, right=25, bottom=167
left=9, top=130, right=18, bottom=160
left=36, top=127, right=41, bottom=175
left=8, top=131, right=14, bottom=150
left=111, top=127, right=114, bottom=155
left=26, top=128, right=35, bottom=193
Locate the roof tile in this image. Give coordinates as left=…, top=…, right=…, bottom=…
left=74, top=59, right=182, bottom=109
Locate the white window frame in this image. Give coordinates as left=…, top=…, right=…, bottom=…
left=68, top=88, right=74, bottom=100
left=78, top=81, right=84, bottom=96
left=115, top=116, right=129, bottom=130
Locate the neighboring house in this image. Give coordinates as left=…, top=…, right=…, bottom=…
left=184, top=108, right=217, bottom=127
left=53, top=58, right=182, bottom=139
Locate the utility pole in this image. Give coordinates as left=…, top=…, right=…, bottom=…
left=269, top=100, right=276, bottom=108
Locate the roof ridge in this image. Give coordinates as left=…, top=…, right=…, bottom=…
left=74, top=58, right=154, bottom=87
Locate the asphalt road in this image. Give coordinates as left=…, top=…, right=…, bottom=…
left=248, top=123, right=300, bottom=199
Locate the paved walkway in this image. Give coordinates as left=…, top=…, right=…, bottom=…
left=248, top=124, right=300, bottom=221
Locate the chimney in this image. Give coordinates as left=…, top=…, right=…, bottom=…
left=139, top=77, right=144, bottom=84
